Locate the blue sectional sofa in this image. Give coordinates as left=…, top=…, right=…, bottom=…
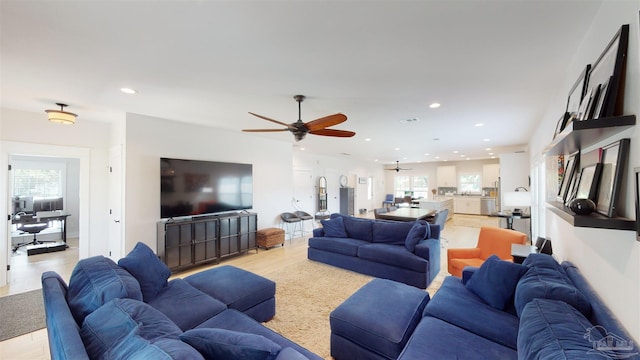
left=307, top=213, right=441, bottom=288
left=330, top=253, right=639, bottom=360
left=42, top=242, right=321, bottom=360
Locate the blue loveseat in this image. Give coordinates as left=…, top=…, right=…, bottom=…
left=307, top=213, right=441, bottom=289
left=42, top=242, right=321, bottom=360
left=330, top=253, right=639, bottom=360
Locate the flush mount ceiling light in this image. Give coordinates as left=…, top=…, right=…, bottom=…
left=46, top=103, right=77, bottom=124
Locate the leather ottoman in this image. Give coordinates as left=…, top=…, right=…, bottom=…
left=257, top=227, right=285, bottom=249
left=330, top=278, right=430, bottom=360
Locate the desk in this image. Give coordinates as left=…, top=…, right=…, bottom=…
left=12, top=212, right=71, bottom=244
left=490, top=211, right=530, bottom=230
left=376, top=208, right=436, bottom=222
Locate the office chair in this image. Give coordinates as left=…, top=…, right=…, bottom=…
left=13, top=222, right=49, bottom=252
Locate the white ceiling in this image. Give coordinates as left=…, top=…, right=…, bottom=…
left=1, top=1, right=602, bottom=166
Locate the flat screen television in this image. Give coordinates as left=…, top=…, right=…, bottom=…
left=160, top=158, right=253, bottom=219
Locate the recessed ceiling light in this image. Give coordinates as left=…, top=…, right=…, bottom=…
left=429, top=103, right=441, bottom=109
left=466, top=157, right=471, bottom=160
left=475, top=123, right=484, bottom=127
left=424, top=153, right=429, bottom=156
left=489, top=152, right=494, bottom=155
left=485, top=148, right=491, bottom=151
left=460, top=154, right=465, bottom=157
left=435, top=156, right=440, bottom=159
left=395, top=147, right=400, bottom=151
left=483, top=138, right=491, bottom=142
left=453, top=150, right=459, bottom=154
left=364, top=138, right=372, bottom=142
left=120, top=87, right=137, bottom=94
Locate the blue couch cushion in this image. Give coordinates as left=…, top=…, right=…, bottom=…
left=67, top=256, right=143, bottom=324
left=515, top=265, right=592, bottom=318
left=398, top=317, right=517, bottom=360
left=330, top=279, right=430, bottom=359
left=404, top=220, right=428, bottom=252
left=185, top=265, right=275, bottom=315
left=357, top=244, right=428, bottom=272
left=148, top=278, right=227, bottom=331
left=196, top=310, right=322, bottom=360
left=518, top=299, right=610, bottom=359
left=466, top=255, right=527, bottom=310
left=308, top=237, right=369, bottom=256
left=320, top=216, right=347, bottom=238
left=118, top=242, right=171, bottom=302
left=341, top=215, right=373, bottom=241
left=424, top=276, right=520, bottom=349
left=275, top=347, right=311, bottom=360
left=180, top=328, right=281, bottom=360
left=372, top=220, right=414, bottom=245
left=81, top=298, right=203, bottom=360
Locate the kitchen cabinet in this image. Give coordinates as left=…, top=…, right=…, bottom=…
left=482, top=164, right=500, bottom=187
left=437, top=165, right=457, bottom=187
left=453, top=197, right=481, bottom=215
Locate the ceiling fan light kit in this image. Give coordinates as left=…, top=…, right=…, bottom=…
left=46, top=103, right=77, bottom=124
left=243, top=94, right=355, bottom=141
left=387, top=160, right=412, bottom=172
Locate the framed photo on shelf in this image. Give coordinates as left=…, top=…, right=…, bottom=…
left=583, top=24, right=629, bottom=119
left=558, top=151, right=579, bottom=203
left=592, top=77, right=611, bottom=120
left=584, top=84, right=601, bottom=121
left=574, top=163, right=602, bottom=202
left=596, top=138, right=630, bottom=217
left=577, top=88, right=593, bottom=121
left=553, top=113, right=570, bottom=139
left=565, top=64, right=590, bottom=119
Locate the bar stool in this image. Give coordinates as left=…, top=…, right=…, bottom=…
left=294, top=211, right=314, bottom=234
left=280, top=212, right=302, bottom=242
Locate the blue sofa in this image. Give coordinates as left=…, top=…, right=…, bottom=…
left=307, top=213, right=441, bottom=289
left=331, top=253, right=639, bottom=360
left=42, top=242, right=321, bottom=360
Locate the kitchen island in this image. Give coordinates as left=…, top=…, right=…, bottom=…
left=418, top=197, right=454, bottom=219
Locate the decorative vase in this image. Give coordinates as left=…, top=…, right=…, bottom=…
left=569, top=198, right=596, bottom=215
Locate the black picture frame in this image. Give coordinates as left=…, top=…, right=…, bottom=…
left=596, top=138, right=630, bottom=217
left=575, top=163, right=602, bottom=202
left=558, top=151, right=579, bottom=203
left=634, top=167, right=640, bottom=241
left=584, top=24, right=629, bottom=119
left=553, top=112, right=570, bottom=139
left=565, top=64, right=590, bottom=119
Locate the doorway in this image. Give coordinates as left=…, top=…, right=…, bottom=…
left=1, top=141, right=91, bottom=288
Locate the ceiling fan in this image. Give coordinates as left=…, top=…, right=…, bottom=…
left=387, top=161, right=412, bottom=172
left=243, top=95, right=356, bottom=141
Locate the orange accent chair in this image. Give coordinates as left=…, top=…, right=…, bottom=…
left=447, top=226, right=527, bottom=277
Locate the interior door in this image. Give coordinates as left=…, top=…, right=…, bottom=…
left=325, top=169, right=340, bottom=214
left=108, top=146, right=124, bottom=260
left=293, top=168, right=314, bottom=214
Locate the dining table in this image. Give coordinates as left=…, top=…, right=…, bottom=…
left=375, top=207, right=436, bottom=222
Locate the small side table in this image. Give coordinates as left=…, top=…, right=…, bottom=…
left=511, top=243, right=538, bottom=264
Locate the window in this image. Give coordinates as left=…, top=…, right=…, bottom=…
left=13, top=168, right=63, bottom=198
left=459, top=174, right=481, bottom=193
left=395, top=175, right=429, bottom=198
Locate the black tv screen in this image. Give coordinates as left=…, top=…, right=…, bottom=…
left=160, top=158, right=253, bottom=219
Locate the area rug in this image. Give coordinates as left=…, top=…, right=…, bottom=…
left=261, top=260, right=444, bottom=359
left=0, top=289, right=45, bottom=342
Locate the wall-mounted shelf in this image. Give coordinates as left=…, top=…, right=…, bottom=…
left=544, top=115, right=635, bottom=156
left=546, top=201, right=635, bottom=231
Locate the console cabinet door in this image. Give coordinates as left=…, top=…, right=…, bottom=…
left=164, top=223, right=192, bottom=269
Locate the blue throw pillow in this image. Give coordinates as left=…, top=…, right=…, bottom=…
left=405, top=220, right=427, bottom=252
left=68, top=255, right=143, bottom=324
left=321, top=216, right=347, bottom=238
left=180, top=328, right=281, bottom=360
left=81, top=298, right=203, bottom=360
left=518, top=299, right=607, bottom=359
left=466, top=255, right=527, bottom=310
left=118, top=242, right=171, bottom=302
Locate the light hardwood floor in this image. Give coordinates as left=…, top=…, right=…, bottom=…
left=0, top=214, right=498, bottom=360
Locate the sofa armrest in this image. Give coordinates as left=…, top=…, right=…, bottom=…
left=312, top=228, right=324, bottom=237
left=414, top=238, right=439, bottom=260
left=447, top=248, right=481, bottom=261
left=461, top=266, right=479, bottom=285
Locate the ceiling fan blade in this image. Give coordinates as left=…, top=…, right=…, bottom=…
left=248, top=112, right=293, bottom=128
left=305, top=113, right=347, bottom=131
left=309, top=128, right=356, bottom=138
left=242, top=128, right=289, bottom=132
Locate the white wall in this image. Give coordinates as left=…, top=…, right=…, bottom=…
left=529, top=1, right=640, bottom=340
left=123, top=113, right=294, bottom=253
left=499, top=152, right=530, bottom=209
